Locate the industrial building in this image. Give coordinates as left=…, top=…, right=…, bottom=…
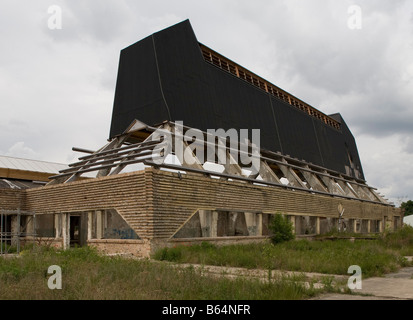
left=0, top=20, right=401, bottom=257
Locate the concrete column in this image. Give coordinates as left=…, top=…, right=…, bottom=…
left=295, top=216, right=302, bottom=235
left=10, top=215, right=19, bottom=247
left=103, top=210, right=108, bottom=229
left=199, top=210, right=211, bottom=237
left=354, top=219, right=359, bottom=233
left=62, top=213, right=70, bottom=249
left=308, top=216, right=317, bottom=234
left=289, top=215, right=296, bottom=234
left=25, top=214, right=33, bottom=238
left=257, top=213, right=263, bottom=236
left=87, top=211, right=93, bottom=240
left=245, top=212, right=257, bottom=236
left=315, top=217, right=320, bottom=235
left=383, top=216, right=389, bottom=231
left=54, top=214, right=59, bottom=238
left=228, top=212, right=237, bottom=236
left=80, top=212, right=88, bottom=246
left=211, top=211, right=218, bottom=238
left=54, top=213, right=62, bottom=238
left=350, top=219, right=354, bottom=233
left=96, top=210, right=103, bottom=239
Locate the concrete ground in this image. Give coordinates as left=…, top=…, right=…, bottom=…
left=118, top=254, right=413, bottom=300
left=173, top=263, right=347, bottom=289
left=313, top=265, right=413, bottom=300
left=169, top=258, right=413, bottom=300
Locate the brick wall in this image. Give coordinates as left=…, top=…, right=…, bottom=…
left=150, top=169, right=401, bottom=239
left=0, top=188, right=25, bottom=210
left=2, top=168, right=401, bottom=243
left=88, top=239, right=151, bottom=257
left=25, top=170, right=154, bottom=239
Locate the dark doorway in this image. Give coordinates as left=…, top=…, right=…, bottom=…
left=0, top=214, right=12, bottom=246
left=70, top=215, right=81, bottom=247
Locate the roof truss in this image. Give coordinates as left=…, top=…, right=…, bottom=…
left=48, top=120, right=392, bottom=206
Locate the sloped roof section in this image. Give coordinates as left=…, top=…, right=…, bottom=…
left=0, top=155, right=68, bottom=183
left=109, top=19, right=365, bottom=180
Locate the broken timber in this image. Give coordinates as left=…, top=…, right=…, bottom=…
left=48, top=119, right=392, bottom=207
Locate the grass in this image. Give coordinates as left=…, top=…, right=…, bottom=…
left=378, top=225, right=413, bottom=256
left=314, top=229, right=379, bottom=239
left=0, top=246, right=324, bottom=300
left=154, top=225, right=413, bottom=278
left=2, top=226, right=413, bottom=300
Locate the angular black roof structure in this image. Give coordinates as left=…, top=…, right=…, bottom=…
left=110, top=19, right=364, bottom=180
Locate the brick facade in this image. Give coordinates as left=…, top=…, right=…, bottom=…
left=0, top=167, right=402, bottom=257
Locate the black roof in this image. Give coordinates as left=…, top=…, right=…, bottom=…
left=109, top=19, right=364, bottom=180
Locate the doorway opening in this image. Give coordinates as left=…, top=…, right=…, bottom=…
left=69, top=215, right=81, bottom=247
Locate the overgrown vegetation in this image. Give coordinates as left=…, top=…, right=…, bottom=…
left=268, top=213, right=295, bottom=244
left=2, top=226, right=413, bottom=300
left=314, top=228, right=379, bottom=239
left=401, top=200, right=413, bottom=217
left=377, top=224, right=413, bottom=256
left=154, top=225, right=413, bottom=278
left=0, top=246, right=322, bottom=300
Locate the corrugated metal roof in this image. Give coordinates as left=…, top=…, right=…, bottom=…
left=0, top=178, right=45, bottom=189
left=0, top=155, right=67, bottom=174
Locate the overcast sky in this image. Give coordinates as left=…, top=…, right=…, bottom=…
left=0, top=0, right=412, bottom=206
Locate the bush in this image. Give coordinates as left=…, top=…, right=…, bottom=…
left=269, top=213, right=295, bottom=244
left=153, top=247, right=182, bottom=262
left=379, top=224, right=413, bottom=255
left=401, top=200, right=413, bottom=217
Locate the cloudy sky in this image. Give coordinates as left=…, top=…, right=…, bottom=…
left=0, top=0, right=412, bottom=205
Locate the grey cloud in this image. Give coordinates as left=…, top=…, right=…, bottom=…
left=43, top=0, right=135, bottom=44
left=343, top=93, right=413, bottom=137
left=1, top=0, right=412, bottom=201
left=403, top=137, right=413, bottom=154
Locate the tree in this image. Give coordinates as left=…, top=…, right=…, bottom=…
left=268, top=213, right=295, bottom=244
left=401, top=200, right=413, bottom=217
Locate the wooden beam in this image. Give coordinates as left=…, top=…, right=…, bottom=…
left=336, top=178, right=358, bottom=198
left=72, top=147, right=96, bottom=154
left=300, top=166, right=328, bottom=193
left=50, top=154, right=160, bottom=180
left=253, top=160, right=281, bottom=184
left=348, top=181, right=378, bottom=201
left=109, top=130, right=158, bottom=176
left=216, top=137, right=244, bottom=177
left=368, top=188, right=390, bottom=205
left=70, top=140, right=159, bottom=167
left=278, top=159, right=308, bottom=189
left=170, top=123, right=205, bottom=171
left=319, top=173, right=346, bottom=196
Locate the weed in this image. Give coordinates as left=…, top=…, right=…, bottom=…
left=154, top=227, right=413, bottom=278
left=0, top=246, right=321, bottom=300
left=268, top=213, right=295, bottom=244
